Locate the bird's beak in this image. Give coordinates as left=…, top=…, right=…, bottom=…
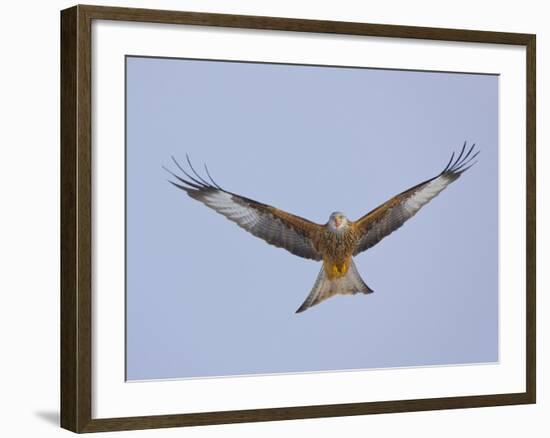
left=334, top=217, right=342, bottom=228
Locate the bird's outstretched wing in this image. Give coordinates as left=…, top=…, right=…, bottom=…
left=353, top=142, right=479, bottom=255
left=164, top=157, right=323, bottom=261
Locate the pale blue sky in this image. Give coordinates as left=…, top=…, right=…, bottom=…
left=126, top=56, right=498, bottom=380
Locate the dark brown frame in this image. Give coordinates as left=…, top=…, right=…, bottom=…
left=61, top=4, right=536, bottom=433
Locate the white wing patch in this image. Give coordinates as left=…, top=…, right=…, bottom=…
left=403, top=175, right=452, bottom=213
left=202, top=192, right=260, bottom=227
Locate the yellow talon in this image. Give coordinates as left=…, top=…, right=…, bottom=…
left=326, top=262, right=349, bottom=279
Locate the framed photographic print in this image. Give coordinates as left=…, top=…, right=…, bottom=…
left=60, top=4, right=536, bottom=433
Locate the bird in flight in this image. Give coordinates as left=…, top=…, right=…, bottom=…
left=164, top=143, right=478, bottom=313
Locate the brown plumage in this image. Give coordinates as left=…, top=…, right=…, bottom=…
left=165, top=143, right=478, bottom=313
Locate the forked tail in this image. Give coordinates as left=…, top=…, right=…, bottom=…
left=295, top=259, right=373, bottom=313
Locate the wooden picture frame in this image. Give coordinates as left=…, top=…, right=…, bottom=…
left=61, top=4, right=536, bottom=433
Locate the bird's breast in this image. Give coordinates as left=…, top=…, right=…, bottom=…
left=318, top=228, right=358, bottom=261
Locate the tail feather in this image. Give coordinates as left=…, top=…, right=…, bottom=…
left=295, top=259, right=373, bottom=313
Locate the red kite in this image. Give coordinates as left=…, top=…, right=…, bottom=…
left=165, top=143, right=478, bottom=313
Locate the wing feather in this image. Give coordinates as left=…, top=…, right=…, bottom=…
left=353, top=143, right=478, bottom=255
left=165, top=158, right=323, bottom=261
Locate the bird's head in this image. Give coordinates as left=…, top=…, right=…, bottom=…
left=328, top=211, right=349, bottom=232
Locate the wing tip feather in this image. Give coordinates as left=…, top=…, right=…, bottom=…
left=442, top=142, right=479, bottom=176
left=164, top=155, right=224, bottom=193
